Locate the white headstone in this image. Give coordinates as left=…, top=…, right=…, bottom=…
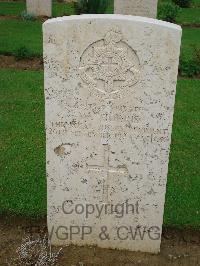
left=43, top=15, right=181, bottom=253
left=27, top=0, right=52, bottom=17
left=114, top=0, right=158, bottom=18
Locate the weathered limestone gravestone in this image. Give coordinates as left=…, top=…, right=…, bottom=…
left=26, top=0, right=52, bottom=17
left=43, top=15, right=181, bottom=253
left=114, top=0, right=158, bottom=18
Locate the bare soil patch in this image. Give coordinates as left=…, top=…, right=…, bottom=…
left=0, top=55, right=43, bottom=70
left=0, top=15, right=20, bottom=20
left=182, top=23, right=200, bottom=28
left=0, top=215, right=200, bottom=266
left=0, top=0, right=25, bottom=2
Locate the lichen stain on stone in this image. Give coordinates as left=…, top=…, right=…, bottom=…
left=54, top=145, right=65, bottom=157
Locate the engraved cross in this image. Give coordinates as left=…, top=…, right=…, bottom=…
left=87, top=144, right=128, bottom=203
left=92, top=46, right=126, bottom=94
left=102, top=56, right=118, bottom=93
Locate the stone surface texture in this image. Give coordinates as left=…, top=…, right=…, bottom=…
left=114, top=0, right=158, bottom=18
left=27, top=0, right=52, bottom=17
left=43, top=15, right=182, bottom=253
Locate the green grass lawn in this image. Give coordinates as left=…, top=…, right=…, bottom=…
left=0, top=69, right=45, bottom=217
left=181, top=27, right=200, bottom=61
left=52, top=2, right=75, bottom=17
left=0, top=1, right=25, bottom=16
left=0, top=19, right=42, bottom=56
left=157, top=1, right=200, bottom=25
left=159, top=0, right=200, bottom=7
left=0, top=68, right=200, bottom=226
left=165, top=78, right=200, bottom=228
left=176, top=8, right=200, bottom=24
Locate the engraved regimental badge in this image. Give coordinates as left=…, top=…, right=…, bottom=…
left=79, top=29, right=140, bottom=97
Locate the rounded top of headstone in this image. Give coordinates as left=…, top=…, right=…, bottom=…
left=43, top=14, right=181, bottom=32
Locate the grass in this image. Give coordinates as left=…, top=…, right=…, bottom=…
left=0, top=19, right=42, bottom=57
left=157, top=0, right=200, bottom=25
left=0, top=69, right=46, bottom=217
left=0, top=69, right=200, bottom=226
left=176, top=8, right=200, bottom=24
left=159, top=0, right=200, bottom=7
left=52, top=2, right=75, bottom=17
left=0, top=1, right=25, bottom=16
left=164, top=78, right=200, bottom=228
left=192, top=0, right=200, bottom=7
left=181, top=27, right=200, bottom=61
